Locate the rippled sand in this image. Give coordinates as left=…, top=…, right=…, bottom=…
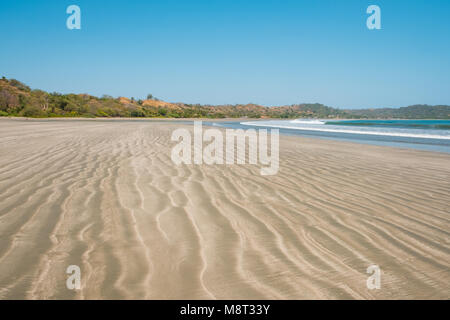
left=0, top=119, right=449, bottom=299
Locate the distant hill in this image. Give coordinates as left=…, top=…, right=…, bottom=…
left=1, top=78, right=448, bottom=119
left=346, top=105, right=450, bottom=119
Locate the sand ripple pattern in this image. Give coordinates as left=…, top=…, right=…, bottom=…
left=0, top=119, right=449, bottom=299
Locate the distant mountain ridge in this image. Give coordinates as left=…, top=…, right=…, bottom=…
left=345, top=105, right=450, bottom=119
left=1, top=78, right=449, bottom=119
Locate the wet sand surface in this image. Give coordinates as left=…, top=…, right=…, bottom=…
left=0, top=119, right=449, bottom=299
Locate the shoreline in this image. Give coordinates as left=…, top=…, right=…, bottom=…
left=1, top=116, right=449, bottom=120
left=2, top=117, right=449, bottom=155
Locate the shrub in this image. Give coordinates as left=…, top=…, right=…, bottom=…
left=0, top=89, right=19, bottom=110
left=9, top=79, right=31, bottom=91
left=21, top=105, right=46, bottom=117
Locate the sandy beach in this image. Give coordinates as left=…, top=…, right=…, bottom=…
left=0, top=118, right=449, bottom=299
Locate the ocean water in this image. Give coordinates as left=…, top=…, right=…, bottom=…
left=208, top=119, right=450, bottom=153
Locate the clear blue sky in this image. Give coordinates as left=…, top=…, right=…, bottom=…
left=1, top=0, right=449, bottom=108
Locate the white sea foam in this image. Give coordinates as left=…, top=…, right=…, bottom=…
left=290, top=119, right=326, bottom=125
left=240, top=121, right=450, bottom=140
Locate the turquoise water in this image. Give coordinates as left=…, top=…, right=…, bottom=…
left=211, top=119, right=450, bottom=153
left=240, top=119, right=450, bottom=140
left=326, top=120, right=450, bottom=130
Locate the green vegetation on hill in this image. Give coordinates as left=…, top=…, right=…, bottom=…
left=1, top=78, right=449, bottom=119
left=346, top=105, right=450, bottom=119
